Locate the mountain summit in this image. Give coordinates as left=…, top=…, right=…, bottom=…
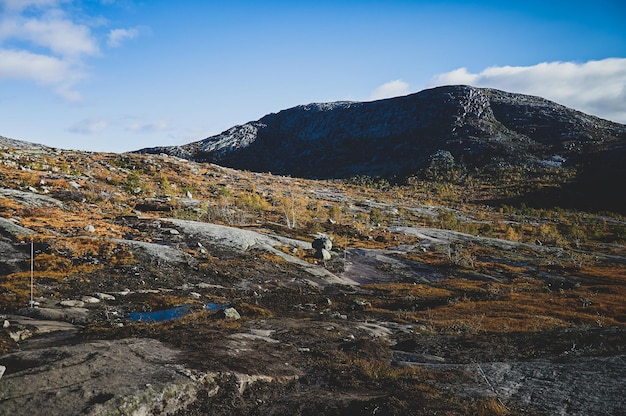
left=137, top=85, right=626, bottom=211
left=138, top=85, right=625, bottom=178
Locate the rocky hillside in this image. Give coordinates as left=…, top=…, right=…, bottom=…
left=0, top=144, right=625, bottom=415
left=0, top=136, right=47, bottom=150
left=137, top=85, right=626, bottom=212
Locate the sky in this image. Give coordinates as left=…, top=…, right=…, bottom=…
left=0, top=0, right=625, bottom=153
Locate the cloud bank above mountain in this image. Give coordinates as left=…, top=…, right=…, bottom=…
left=430, top=58, right=626, bottom=123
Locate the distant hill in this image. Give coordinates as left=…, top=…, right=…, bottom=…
left=136, top=85, right=626, bottom=213
left=0, top=136, right=48, bottom=150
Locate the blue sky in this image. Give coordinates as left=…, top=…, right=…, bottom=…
left=0, top=0, right=625, bottom=152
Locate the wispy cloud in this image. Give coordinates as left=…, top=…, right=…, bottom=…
left=0, top=49, right=72, bottom=83
left=107, top=27, right=139, bottom=48
left=0, top=0, right=141, bottom=101
left=125, top=120, right=170, bottom=133
left=0, top=0, right=69, bottom=12
left=369, top=79, right=410, bottom=101
left=431, top=58, right=626, bottom=124
left=68, top=118, right=109, bottom=134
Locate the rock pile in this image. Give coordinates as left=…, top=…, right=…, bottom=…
left=312, top=234, right=332, bottom=261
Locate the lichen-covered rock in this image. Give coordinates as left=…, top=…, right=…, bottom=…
left=218, top=307, right=241, bottom=320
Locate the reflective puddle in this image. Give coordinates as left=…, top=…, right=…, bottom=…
left=127, top=303, right=229, bottom=323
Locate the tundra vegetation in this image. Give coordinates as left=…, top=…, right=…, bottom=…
left=0, top=147, right=625, bottom=415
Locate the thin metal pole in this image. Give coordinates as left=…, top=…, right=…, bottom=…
left=30, top=238, right=34, bottom=307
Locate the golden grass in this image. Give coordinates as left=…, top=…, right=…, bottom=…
left=363, top=283, right=454, bottom=300
left=2, top=147, right=625, bottom=337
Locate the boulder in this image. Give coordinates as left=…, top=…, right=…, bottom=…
left=217, top=307, right=241, bottom=320
left=314, top=248, right=331, bottom=261
left=312, top=234, right=332, bottom=251
left=312, top=234, right=332, bottom=261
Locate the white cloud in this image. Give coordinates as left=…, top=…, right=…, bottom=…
left=107, top=27, right=139, bottom=48
left=0, top=0, right=68, bottom=12
left=431, top=58, right=626, bottom=124
left=0, top=2, right=99, bottom=101
left=0, top=48, right=71, bottom=83
left=0, top=1, right=139, bottom=102
left=369, top=79, right=410, bottom=101
left=126, top=120, right=170, bottom=133
left=68, top=118, right=109, bottom=134
left=20, top=14, right=100, bottom=57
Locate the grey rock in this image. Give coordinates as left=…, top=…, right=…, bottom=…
left=0, top=217, right=36, bottom=239
left=312, top=234, right=332, bottom=251
left=0, top=187, right=63, bottom=208
left=94, top=293, right=116, bottom=301
left=314, top=248, right=331, bottom=261
left=218, top=307, right=241, bottom=320
left=312, top=234, right=332, bottom=261
left=0, top=338, right=218, bottom=416
left=81, top=296, right=100, bottom=304
left=60, top=300, right=85, bottom=308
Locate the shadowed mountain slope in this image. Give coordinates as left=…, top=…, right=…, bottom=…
left=137, top=85, right=626, bottom=213
left=137, top=85, right=625, bottom=177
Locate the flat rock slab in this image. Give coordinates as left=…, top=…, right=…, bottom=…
left=460, top=355, right=626, bottom=416
left=17, top=306, right=91, bottom=325
left=6, top=315, right=78, bottom=334
left=0, top=187, right=63, bottom=209
left=0, top=338, right=214, bottom=416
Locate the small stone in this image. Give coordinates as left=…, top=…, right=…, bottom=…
left=0, top=365, right=5, bottom=380
left=81, top=296, right=100, bottom=304
left=3, top=320, right=9, bottom=328
left=219, top=307, right=241, bottom=320
left=60, top=300, right=85, bottom=308
left=169, top=229, right=180, bottom=235
left=95, top=293, right=116, bottom=301
left=84, top=225, right=96, bottom=233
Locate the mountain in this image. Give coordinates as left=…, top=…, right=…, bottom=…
left=137, top=85, right=625, bottom=177
left=137, top=85, right=626, bottom=213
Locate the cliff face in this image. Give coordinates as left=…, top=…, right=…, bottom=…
left=137, top=85, right=626, bottom=181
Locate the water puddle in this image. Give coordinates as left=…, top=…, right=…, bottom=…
left=127, top=303, right=229, bottom=323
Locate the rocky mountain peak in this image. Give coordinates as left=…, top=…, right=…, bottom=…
left=139, top=85, right=624, bottom=175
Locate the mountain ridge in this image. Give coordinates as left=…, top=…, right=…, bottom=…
left=136, top=84, right=626, bottom=213
left=136, top=85, right=626, bottom=177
